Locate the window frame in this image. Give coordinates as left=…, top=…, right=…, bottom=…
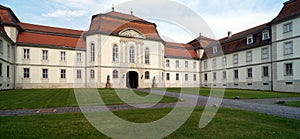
left=284, top=41, right=293, bottom=55
left=129, top=46, right=135, bottom=63
left=246, top=51, right=252, bottom=62
left=176, top=73, right=179, bottom=81
left=60, top=51, right=66, bottom=61
left=176, top=60, right=179, bottom=68
left=113, top=70, right=118, bottom=79
left=166, top=60, right=170, bottom=67
left=23, top=68, right=30, bottom=78
left=213, top=72, right=217, bottom=81
left=233, top=54, right=238, bottom=64
left=145, top=71, right=150, bottom=79
left=262, top=30, right=270, bottom=40
left=262, top=66, right=269, bottom=77
left=42, top=69, right=48, bottom=79
left=283, top=22, right=293, bottom=33
left=261, top=47, right=269, bottom=59
left=234, top=69, right=239, bottom=79
left=23, top=49, right=30, bottom=59
left=91, top=43, right=95, bottom=62
left=247, top=35, right=254, bottom=45
left=112, top=44, right=119, bottom=62
left=185, top=74, right=188, bottom=81
left=60, top=69, right=66, bottom=79
left=76, top=69, right=82, bottom=79
left=166, top=73, right=170, bottom=80
left=76, top=52, right=82, bottom=62
left=145, top=48, right=150, bottom=64
left=285, top=63, right=293, bottom=76
left=247, top=68, right=253, bottom=78
left=42, top=50, right=48, bottom=60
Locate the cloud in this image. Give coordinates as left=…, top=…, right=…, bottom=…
left=42, top=10, right=87, bottom=17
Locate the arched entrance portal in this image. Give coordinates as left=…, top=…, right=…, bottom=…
left=126, top=71, right=139, bottom=88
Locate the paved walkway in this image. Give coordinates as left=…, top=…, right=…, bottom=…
left=0, top=89, right=300, bottom=120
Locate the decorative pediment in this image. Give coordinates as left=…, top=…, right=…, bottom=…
left=119, top=29, right=145, bottom=39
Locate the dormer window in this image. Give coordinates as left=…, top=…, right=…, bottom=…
left=247, top=35, right=253, bottom=45
left=213, top=47, right=218, bottom=54
left=262, top=31, right=270, bottom=40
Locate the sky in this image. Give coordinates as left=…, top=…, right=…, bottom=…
left=1, top=0, right=286, bottom=43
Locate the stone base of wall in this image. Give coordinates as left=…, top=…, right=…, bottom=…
left=201, top=81, right=272, bottom=91
left=273, top=80, right=300, bottom=93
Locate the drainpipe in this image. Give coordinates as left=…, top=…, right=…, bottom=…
left=13, top=42, right=16, bottom=89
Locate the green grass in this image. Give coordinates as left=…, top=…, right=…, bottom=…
left=0, top=107, right=299, bottom=138
left=0, top=89, right=177, bottom=110
left=162, top=88, right=300, bottom=99
left=283, top=101, right=300, bottom=107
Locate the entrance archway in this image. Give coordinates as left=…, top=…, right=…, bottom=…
left=126, top=71, right=139, bottom=88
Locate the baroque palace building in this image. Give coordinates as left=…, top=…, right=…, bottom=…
left=0, top=0, right=299, bottom=92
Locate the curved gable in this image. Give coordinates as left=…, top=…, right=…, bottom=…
left=119, top=28, right=145, bottom=39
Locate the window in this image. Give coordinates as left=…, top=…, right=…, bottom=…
left=113, top=70, right=118, bottom=79
left=145, top=48, right=150, bottom=64
left=203, top=61, right=208, bottom=69
left=7, top=45, right=10, bottom=57
left=262, top=66, right=269, bottom=77
left=233, top=54, right=238, bottom=64
left=23, top=68, right=30, bottom=78
left=60, top=69, right=66, bottom=79
left=0, top=39, right=3, bottom=54
left=193, top=62, right=196, bottom=69
left=90, top=69, right=95, bottom=79
left=0, top=63, right=2, bottom=76
left=222, top=57, right=227, bottom=66
left=24, top=49, right=30, bottom=59
left=262, top=31, right=270, bottom=40
left=223, top=71, right=227, bottom=80
left=60, top=51, right=66, bottom=61
left=193, top=74, right=197, bottom=81
left=185, top=74, right=188, bottom=81
left=262, top=48, right=269, bottom=59
left=166, top=73, right=170, bottom=80
left=176, top=73, right=179, bottom=81
left=213, top=72, right=217, bottom=80
left=166, top=60, right=170, bottom=67
left=284, top=42, right=293, bottom=55
left=204, top=73, right=208, bottom=81
left=213, top=47, right=218, bottom=54
left=76, top=53, right=82, bottom=62
left=42, top=69, right=48, bottom=79
left=176, top=60, right=179, bottom=68
left=285, top=63, right=293, bottom=76
left=246, top=51, right=252, bottom=62
left=42, top=50, right=48, bottom=60
left=212, top=59, right=216, bottom=68
left=76, top=70, right=82, bottom=79
left=91, top=43, right=95, bottom=62
left=185, top=61, right=188, bottom=68
left=113, top=45, right=119, bottom=62
left=7, top=66, right=9, bottom=78
left=247, top=35, right=253, bottom=44
left=129, top=46, right=135, bottom=63
left=234, top=70, right=238, bottom=79
left=283, top=23, right=292, bottom=33
left=145, top=71, right=150, bottom=79
left=247, top=68, right=253, bottom=78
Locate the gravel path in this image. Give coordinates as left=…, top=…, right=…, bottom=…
left=0, top=89, right=299, bottom=120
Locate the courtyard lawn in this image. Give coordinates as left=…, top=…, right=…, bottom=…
left=283, top=101, right=300, bottom=107
left=0, top=107, right=299, bottom=138
left=163, top=88, right=300, bottom=99
left=0, top=89, right=177, bottom=110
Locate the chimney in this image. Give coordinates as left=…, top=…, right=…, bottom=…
left=228, top=31, right=232, bottom=38
left=112, top=4, right=115, bottom=12
left=130, top=8, right=133, bottom=15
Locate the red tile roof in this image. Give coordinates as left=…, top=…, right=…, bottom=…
left=0, top=5, right=19, bottom=26
left=188, top=36, right=217, bottom=49
left=19, top=22, right=84, bottom=36
left=17, top=32, right=85, bottom=49
left=165, top=42, right=199, bottom=59
left=202, top=24, right=271, bottom=60
left=271, top=0, right=300, bottom=23
left=88, top=11, right=162, bottom=41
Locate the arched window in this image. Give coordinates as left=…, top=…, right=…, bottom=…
left=90, top=69, right=95, bottom=79
left=145, top=48, right=150, bottom=64
left=113, top=44, right=118, bottom=62
left=91, top=43, right=95, bottom=62
left=145, top=71, right=150, bottom=79
left=129, top=46, right=135, bottom=63
left=113, top=70, right=118, bottom=79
